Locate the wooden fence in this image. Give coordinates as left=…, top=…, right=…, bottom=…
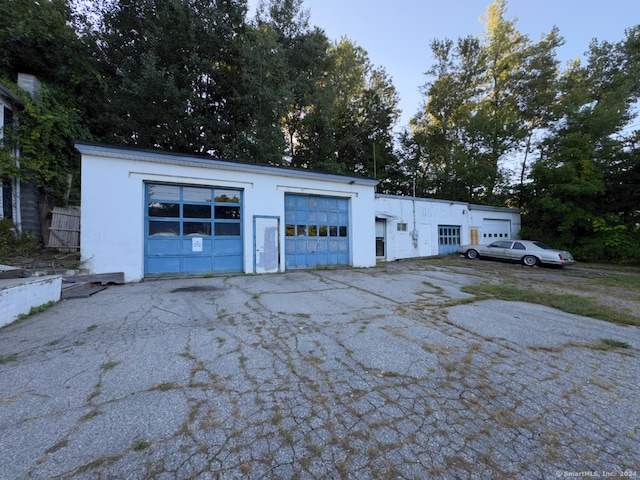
left=48, top=206, right=80, bottom=251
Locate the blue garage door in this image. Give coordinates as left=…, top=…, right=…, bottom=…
left=145, top=184, right=243, bottom=275
left=285, top=194, right=350, bottom=269
left=438, top=225, right=461, bottom=255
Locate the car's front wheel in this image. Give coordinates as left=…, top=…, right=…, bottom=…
left=466, top=249, right=479, bottom=260
left=522, top=255, right=539, bottom=267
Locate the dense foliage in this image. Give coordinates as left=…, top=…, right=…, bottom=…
left=0, top=0, right=638, bottom=262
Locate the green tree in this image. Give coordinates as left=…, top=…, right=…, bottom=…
left=523, top=26, right=640, bottom=261
left=0, top=0, right=83, bottom=85
left=94, top=0, right=249, bottom=154
left=405, top=0, right=562, bottom=204
left=0, top=82, right=89, bottom=207
left=296, top=38, right=399, bottom=177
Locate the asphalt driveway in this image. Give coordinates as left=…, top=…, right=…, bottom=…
left=1, top=260, right=638, bottom=479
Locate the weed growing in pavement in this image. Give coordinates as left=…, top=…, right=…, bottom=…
left=597, top=338, right=631, bottom=350
left=100, top=360, right=120, bottom=370
left=17, top=301, right=56, bottom=321
left=149, top=382, right=175, bottom=392
left=0, top=353, right=18, bottom=363
left=287, top=361, right=297, bottom=374
left=133, top=439, right=150, bottom=450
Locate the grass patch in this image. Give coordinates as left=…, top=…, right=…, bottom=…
left=598, top=338, right=631, bottom=350
left=17, top=301, right=56, bottom=321
left=589, top=274, right=640, bottom=290
left=0, top=353, right=18, bottom=364
left=461, top=283, right=640, bottom=326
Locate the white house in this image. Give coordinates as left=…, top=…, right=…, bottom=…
left=374, top=194, right=521, bottom=261
left=0, top=74, right=44, bottom=240
left=76, top=142, right=522, bottom=282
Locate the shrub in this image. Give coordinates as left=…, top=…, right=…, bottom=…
left=0, top=219, right=42, bottom=258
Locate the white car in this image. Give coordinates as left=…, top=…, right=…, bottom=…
left=459, top=240, right=575, bottom=267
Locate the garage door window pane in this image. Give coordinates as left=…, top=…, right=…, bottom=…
left=148, top=202, right=179, bottom=218
left=183, top=187, right=212, bottom=202
left=309, top=225, right=318, bottom=236
left=286, top=224, right=295, bottom=236
left=149, top=221, right=180, bottom=236
left=215, top=206, right=240, bottom=219
left=339, top=226, right=347, bottom=237
left=148, top=185, right=180, bottom=200
left=184, top=222, right=211, bottom=236
left=215, top=223, right=241, bottom=236
left=214, top=190, right=240, bottom=203
left=184, top=204, right=211, bottom=219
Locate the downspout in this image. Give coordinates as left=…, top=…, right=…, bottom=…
left=411, top=176, right=418, bottom=249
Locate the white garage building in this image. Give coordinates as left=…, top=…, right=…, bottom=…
left=77, top=142, right=522, bottom=282
left=77, top=142, right=378, bottom=282
left=374, top=194, right=521, bottom=261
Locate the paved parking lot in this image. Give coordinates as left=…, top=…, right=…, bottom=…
left=1, top=260, right=639, bottom=479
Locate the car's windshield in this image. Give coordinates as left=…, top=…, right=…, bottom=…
left=533, top=241, right=552, bottom=250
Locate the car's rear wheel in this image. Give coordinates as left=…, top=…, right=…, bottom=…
left=522, top=255, right=539, bottom=267
left=466, top=249, right=479, bottom=260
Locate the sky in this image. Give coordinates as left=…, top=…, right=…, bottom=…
left=248, top=0, right=639, bottom=130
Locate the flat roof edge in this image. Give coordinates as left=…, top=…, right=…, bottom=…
left=375, top=193, right=521, bottom=213
left=75, top=141, right=379, bottom=187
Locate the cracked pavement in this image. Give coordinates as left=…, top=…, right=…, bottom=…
left=1, top=259, right=639, bottom=479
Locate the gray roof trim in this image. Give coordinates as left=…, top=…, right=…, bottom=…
left=75, top=141, right=379, bottom=187
left=468, top=203, right=522, bottom=213
left=375, top=193, right=468, bottom=207
left=0, top=84, right=24, bottom=108
left=376, top=193, right=521, bottom=213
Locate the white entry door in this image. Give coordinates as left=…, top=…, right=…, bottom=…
left=254, top=216, right=280, bottom=273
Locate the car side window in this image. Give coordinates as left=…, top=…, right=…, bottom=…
left=490, top=241, right=512, bottom=248
left=513, top=242, right=526, bottom=250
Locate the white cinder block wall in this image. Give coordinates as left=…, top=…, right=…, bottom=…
left=78, top=144, right=377, bottom=282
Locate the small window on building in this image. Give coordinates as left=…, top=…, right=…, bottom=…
left=309, top=225, right=318, bottom=236
left=397, top=223, right=408, bottom=232
left=329, top=226, right=338, bottom=237
left=297, top=225, right=307, bottom=236
left=339, top=226, right=347, bottom=237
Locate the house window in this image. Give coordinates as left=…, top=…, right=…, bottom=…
left=397, top=223, right=408, bottom=232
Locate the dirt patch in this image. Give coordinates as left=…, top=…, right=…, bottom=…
left=0, top=250, right=82, bottom=275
